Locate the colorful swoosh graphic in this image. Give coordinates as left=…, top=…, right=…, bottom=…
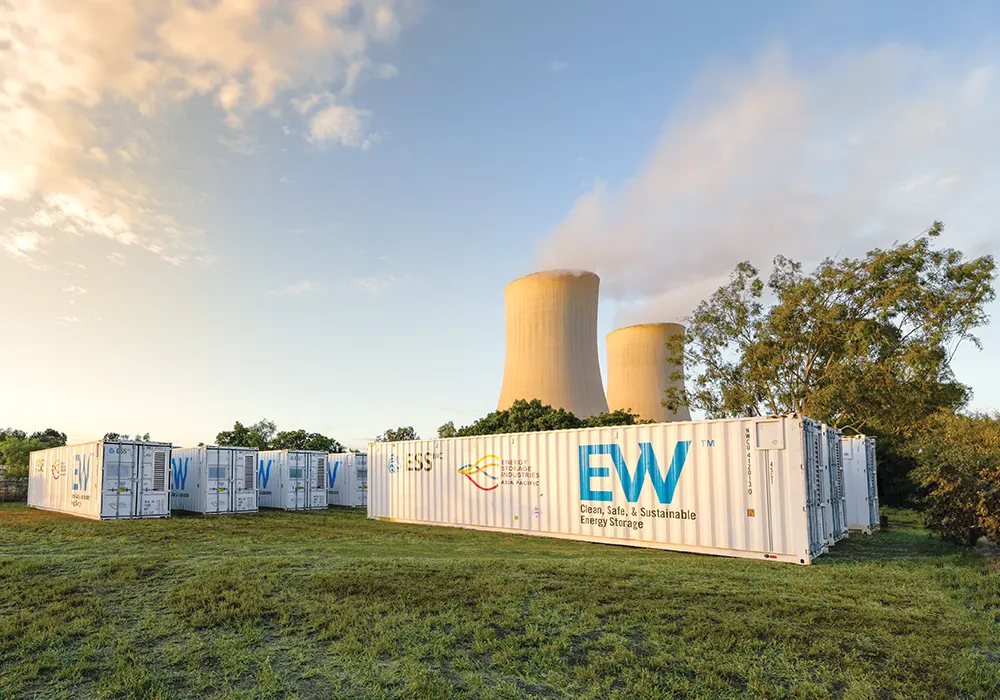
left=458, top=455, right=500, bottom=491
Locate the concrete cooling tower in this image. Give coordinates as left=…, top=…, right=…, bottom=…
left=497, top=270, right=609, bottom=419
left=606, top=323, right=692, bottom=423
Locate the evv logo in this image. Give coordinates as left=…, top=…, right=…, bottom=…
left=73, top=455, right=91, bottom=491
left=171, top=457, right=190, bottom=490
left=327, top=460, right=341, bottom=488
left=579, top=441, right=692, bottom=504
left=258, top=459, right=272, bottom=489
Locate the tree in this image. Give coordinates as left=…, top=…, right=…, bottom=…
left=437, top=421, right=458, bottom=439
left=29, top=429, right=66, bottom=448
left=584, top=409, right=648, bottom=428
left=104, top=432, right=151, bottom=442
left=272, top=429, right=345, bottom=453
left=907, top=411, right=1000, bottom=544
left=0, top=435, right=44, bottom=478
left=376, top=426, right=418, bottom=442
left=666, top=223, right=995, bottom=503
left=216, top=419, right=277, bottom=450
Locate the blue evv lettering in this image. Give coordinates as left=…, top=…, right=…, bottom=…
left=73, top=454, right=91, bottom=491
left=258, top=459, right=272, bottom=489
left=327, top=460, right=341, bottom=488
left=171, top=457, right=189, bottom=490
left=579, top=441, right=692, bottom=504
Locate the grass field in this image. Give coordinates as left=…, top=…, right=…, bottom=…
left=1, top=505, right=998, bottom=699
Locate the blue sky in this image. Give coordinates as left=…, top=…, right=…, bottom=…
left=1, top=0, right=998, bottom=449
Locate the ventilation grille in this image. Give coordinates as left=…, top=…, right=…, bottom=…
left=316, top=457, right=325, bottom=489
left=153, top=452, right=166, bottom=491
left=244, top=455, right=255, bottom=488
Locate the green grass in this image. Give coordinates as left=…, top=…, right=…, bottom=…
left=0, top=504, right=998, bottom=699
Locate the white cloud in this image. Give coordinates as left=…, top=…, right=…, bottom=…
left=55, top=316, right=80, bottom=324
left=0, top=0, right=410, bottom=266
left=537, top=45, right=1000, bottom=324
left=62, top=285, right=88, bottom=294
left=308, top=104, right=374, bottom=148
left=550, top=60, right=569, bottom=73
left=107, top=252, right=126, bottom=266
left=353, top=273, right=404, bottom=297
left=1, top=231, right=46, bottom=260
left=267, top=280, right=324, bottom=297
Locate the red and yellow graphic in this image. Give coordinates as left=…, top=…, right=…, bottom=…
left=458, top=455, right=500, bottom=491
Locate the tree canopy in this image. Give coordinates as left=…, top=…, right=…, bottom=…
left=376, top=426, right=419, bottom=443
left=452, top=400, right=644, bottom=437
left=216, top=419, right=343, bottom=452
left=0, top=427, right=67, bottom=477
left=666, top=223, right=994, bottom=435
left=665, top=223, right=996, bottom=504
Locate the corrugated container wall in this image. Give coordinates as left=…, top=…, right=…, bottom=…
left=257, top=450, right=327, bottom=510
left=369, top=416, right=831, bottom=565
left=821, top=426, right=848, bottom=542
left=171, top=446, right=259, bottom=514
left=28, top=441, right=172, bottom=520
left=327, top=453, right=368, bottom=507
left=842, top=436, right=880, bottom=533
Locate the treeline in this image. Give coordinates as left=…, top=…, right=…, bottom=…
left=0, top=429, right=67, bottom=477
left=436, top=400, right=646, bottom=439
left=215, top=419, right=346, bottom=453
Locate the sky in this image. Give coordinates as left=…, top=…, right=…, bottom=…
left=2, top=0, right=999, bottom=449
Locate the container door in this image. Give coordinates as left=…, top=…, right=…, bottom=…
left=287, top=453, right=304, bottom=510
left=101, top=444, right=135, bottom=519
left=234, top=451, right=256, bottom=512
left=356, top=456, right=368, bottom=507
left=206, top=449, right=227, bottom=513
left=137, top=445, right=169, bottom=516
left=311, top=455, right=326, bottom=508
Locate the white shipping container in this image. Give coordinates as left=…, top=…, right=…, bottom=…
left=28, top=440, right=172, bottom=520
left=257, top=450, right=328, bottom=510
left=369, top=416, right=832, bottom=565
left=820, top=425, right=849, bottom=544
left=327, top=453, right=368, bottom=507
left=842, top=436, right=880, bottom=533
left=170, top=446, right=259, bottom=514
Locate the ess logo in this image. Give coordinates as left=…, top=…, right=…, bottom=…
left=387, top=455, right=399, bottom=474
left=458, top=455, right=500, bottom=491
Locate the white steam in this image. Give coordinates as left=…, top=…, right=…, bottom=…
left=536, top=45, right=1000, bottom=324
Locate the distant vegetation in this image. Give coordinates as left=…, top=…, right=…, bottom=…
left=0, top=428, right=66, bottom=478
left=216, top=419, right=345, bottom=453
left=438, top=399, right=646, bottom=440
left=376, top=426, right=419, bottom=443
left=667, top=222, right=997, bottom=519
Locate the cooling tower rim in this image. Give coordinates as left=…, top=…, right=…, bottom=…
left=606, top=322, right=686, bottom=338
left=505, top=269, right=599, bottom=289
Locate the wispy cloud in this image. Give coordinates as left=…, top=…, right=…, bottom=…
left=538, top=44, right=1000, bottom=324
left=352, top=274, right=405, bottom=297
left=107, top=252, right=126, bottom=266
left=266, top=280, right=324, bottom=297
left=61, top=286, right=88, bottom=294
left=55, top=316, right=80, bottom=324
left=550, top=60, right=569, bottom=73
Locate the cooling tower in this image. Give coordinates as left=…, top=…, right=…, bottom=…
left=606, top=323, right=692, bottom=423
left=497, top=270, right=609, bottom=418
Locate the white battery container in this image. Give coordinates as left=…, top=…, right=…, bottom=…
left=257, top=450, right=328, bottom=510
left=327, top=453, right=368, bottom=507
left=369, top=416, right=832, bottom=565
left=170, top=446, right=258, bottom=514
left=28, top=440, right=172, bottom=520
